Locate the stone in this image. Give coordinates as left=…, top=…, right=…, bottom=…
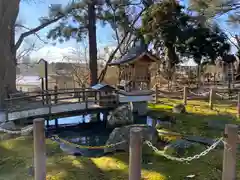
left=104, top=124, right=159, bottom=154
left=158, top=115, right=177, bottom=124
left=0, top=121, right=16, bottom=130
left=27, top=166, right=34, bottom=176
left=59, top=141, right=83, bottom=156
left=107, top=105, right=133, bottom=128
left=207, top=119, right=231, bottom=130
left=155, top=121, right=172, bottom=129
left=172, top=104, right=186, bottom=114
left=184, top=136, right=223, bottom=147
left=164, top=139, right=205, bottom=157
left=130, top=101, right=148, bottom=116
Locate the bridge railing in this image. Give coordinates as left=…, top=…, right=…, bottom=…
left=4, top=87, right=119, bottom=121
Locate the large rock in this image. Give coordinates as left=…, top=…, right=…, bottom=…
left=0, top=121, right=16, bottom=130
left=104, top=124, right=159, bottom=154
left=207, top=119, right=231, bottom=130
left=164, top=139, right=205, bottom=157
left=184, top=135, right=224, bottom=148
left=172, top=104, right=186, bottom=114
left=107, top=105, right=133, bottom=128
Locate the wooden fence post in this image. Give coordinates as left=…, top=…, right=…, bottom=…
left=129, top=127, right=142, bottom=180
left=237, top=93, right=240, bottom=118
left=33, top=118, right=46, bottom=180
left=155, top=84, right=159, bottom=104
left=4, top=86, right=9, bottom=122
left=183, top=86, right=187, bottom=105
left=222, top=124, right=238, bottom=180
left=209, top=88, right=213, bottom=110
left=54, top=85, right=58, bottom=104
left=85, top=90, right=88, bottom=109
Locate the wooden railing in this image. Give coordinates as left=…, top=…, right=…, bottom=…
left=5, top=86, right=119, bottom=121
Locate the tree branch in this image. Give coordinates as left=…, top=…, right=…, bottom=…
left=15, top=23, right=48, bottom=44
left=15, top=15, right=64, bottom=51
left=97, top=8, right=146, bottom=82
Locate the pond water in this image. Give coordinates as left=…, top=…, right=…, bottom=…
left=47, top=113, right=155, bottom=157
left=45, top=113, right=104, bottom=126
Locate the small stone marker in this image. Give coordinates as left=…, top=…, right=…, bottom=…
left=172, top=104, right=186, bottom=114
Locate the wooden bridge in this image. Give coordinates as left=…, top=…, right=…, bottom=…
left=1, top=86, right=154, bottom=122
left=3, top=87, right=120, bottom=122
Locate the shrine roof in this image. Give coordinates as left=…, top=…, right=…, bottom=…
left=108, top=45, right=160, bottom=66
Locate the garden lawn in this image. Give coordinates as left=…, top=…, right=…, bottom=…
left=0, top=98, right=240, bottom=180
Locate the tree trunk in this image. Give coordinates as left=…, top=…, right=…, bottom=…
left=88, top=1, right=98, bottom=86
left=0, top=0, right=19, bottom=109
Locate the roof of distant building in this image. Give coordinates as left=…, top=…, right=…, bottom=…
left=109, top=40, right=160, bottom=66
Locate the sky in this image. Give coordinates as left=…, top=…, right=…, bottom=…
left=18, top=0, right=239, bottom=65
left=18, top=0, right=115, bottom=62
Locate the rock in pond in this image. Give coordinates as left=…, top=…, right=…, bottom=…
left=107, top=105, right=133, bottom=128
left=172, top=104, right=186, bottom=114
left=104, top=124, right=159, bottom=154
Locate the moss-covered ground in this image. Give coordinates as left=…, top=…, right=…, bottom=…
left=0, top=98, right=240, bottom=180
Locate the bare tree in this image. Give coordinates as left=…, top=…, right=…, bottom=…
left=63, top=41, right=90, bottom=87
left=0, top=1, right=66, bottom=108
left=98, top=7, right=146, bottom=82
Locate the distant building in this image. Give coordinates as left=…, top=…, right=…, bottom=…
left=16, top=62, right=119, bottom=91
left=16, top=75, right=41, bottom=92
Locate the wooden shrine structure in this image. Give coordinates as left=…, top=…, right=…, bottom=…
left=109, top=40, right=160, bottom=92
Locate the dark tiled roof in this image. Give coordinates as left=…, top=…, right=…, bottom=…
left=109, top=44, right=147, bottom=65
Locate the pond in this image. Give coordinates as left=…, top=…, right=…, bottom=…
left=47, top=112, right=155, bottom=157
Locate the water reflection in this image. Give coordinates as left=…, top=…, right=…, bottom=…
left=57, top=127, right=111, bottom=157
left=47, top=112, right=158, bottom=157
left=45, top=113, right=105, bottom=127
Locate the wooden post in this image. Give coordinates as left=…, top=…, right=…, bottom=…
left=152, top=119, right=157, bottom=128
left=85, top=90, right=88, bottom=109
left=237, top=93, right=240, bottom=118
left=222, top=124, right=238, bottom=180
left=155, top=84, right=159, bottom=104
left=54, top=85, right=58, bottom=104
left=129, top=127, right=142, bottom=180
left=183, top=86, right=187, bottom=105
left=55, top=118, right=58, bottom=129
left=4, top=86, right=9, bottom=122
left=33, top=118, right=46, bottom=180
left=209, top=88, right=213, bottom=110
left=41, top=78, right=45, bottom=105
left=94, top=91, right=98, bottom=103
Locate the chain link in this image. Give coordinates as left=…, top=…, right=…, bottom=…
left=215, top=93, right=238, bottom=100
left=52, top=135, right=126, bottom=149
left=0, top=125, right=33, bottom=135
left=188, top=90, right=210, bottom=97
left=145, top=138, right=223, bottom=162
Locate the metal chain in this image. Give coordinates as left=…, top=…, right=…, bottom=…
left=52, top=135, right=126, bottom=149
left=215, top=93, right=238, bottom=99
left=0, top=125, right=33, bottom=134
left=188, top=90, right=210, bottom=97
left=144, top=138, right=223, bottom=162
